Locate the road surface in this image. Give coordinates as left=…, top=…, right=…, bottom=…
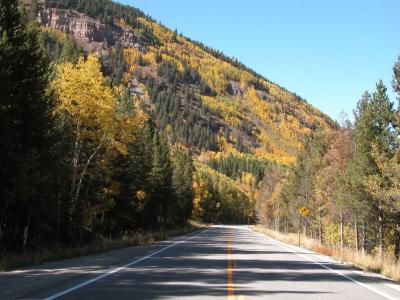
left=2, top=225, right=400, bottom=299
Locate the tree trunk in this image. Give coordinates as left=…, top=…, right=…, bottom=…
left=22, top=206, right=32, bottom=250
left=274, top=215, right=279, bottom=232
left=14, top=220, right=19, bottom=245
left=362, top=221, right=367, bottom=254
left=81, top=182, right=91, bottom=236
left=395, top=222, right=400, bottom=260
left=74, top=144, right=103, bottom=206
left=0, top=213, right=5, bottom=243
left=283, top=217, right=288, bottom=233
left=318, top=214, right=323, bottom=244
left=394, top=213, right=400, bottom=260
left=340, top=212, right=344, bottom=250
left=354, top=213, right=359, bottom=252
left=378, top=201, right=385, bottom=258
left=298, top=215, right=302, bottom=246
left=70, top=122, right=81, bottom=224
left=57, top=191, right=61, bottom=231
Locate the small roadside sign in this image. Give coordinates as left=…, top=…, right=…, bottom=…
left=299, top=206, right=310, bottom=217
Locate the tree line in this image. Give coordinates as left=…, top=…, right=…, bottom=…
left=0, top=0, right=194, bottom=252
left=257, top=59, right=400, bottom=259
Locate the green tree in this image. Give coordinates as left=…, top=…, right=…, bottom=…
left=30, top=0, right=39, bottom=21
left=107, top=121, right=154, bottom=234
left=350, top=82, right=393, bottom=255
left=171, top=147, right=194, bottom=226
left=393, top=56, right=400, bottom=99
left=0, top=0, right=58, bottom=250
left=147, top=132, right=173, bottom=229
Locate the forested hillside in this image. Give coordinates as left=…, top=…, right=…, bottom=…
left=257, top=72, right=400, bottom=262
left=0, top=0, right=334, bottom=254
left=3, top=0, right=400, bottom=269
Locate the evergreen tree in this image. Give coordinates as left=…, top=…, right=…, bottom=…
left=0, top=0, right=58, bottom=250
left=147, top=132, right=173, bottom=229
left=349, top=83, right=393, bottom=255
left=110, top=42, right=126, bottom=86
left=107, top=122, right=154, bottom=234
left=172, top=28, right=178, bottom=42
left=30, top=0, right=39, bottom=21
left=393, top=56, right=400, bottom=99
left=392, top=57, right=400, bottom=142
left=171, top=148, right=194, bottom=226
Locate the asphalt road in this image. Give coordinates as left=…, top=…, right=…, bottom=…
left=3, top=225, right=400, bottom=299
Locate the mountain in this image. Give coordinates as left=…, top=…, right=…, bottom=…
left=4, top=0, right=400, bottom=275
left=0, top=0, right=336, bottom=249
left=37, top=0, right=335, bottom=162
left=26, top=0, right=336, bottom=223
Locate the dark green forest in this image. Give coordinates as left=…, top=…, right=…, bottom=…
left=0, top=0, right=193, bottom=252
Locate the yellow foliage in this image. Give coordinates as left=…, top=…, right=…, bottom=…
left=244, top=87, right=273, bottom=126
left=217, top=133, right=237, bottom=154
left=40, top=27, right=69, bottom=43
left=132, top=17, right=332, bottom=166
left=52, top=54, right=145, bottom=155
left=200, top=95, right=244, bottom=127
left=192, top=162, right=254, bottom=220
left=53, top=54, right=115, bottom=135
left=136, top=190, right=146, bottom=200
left=143, top=50, right=157, bottom=67
left=241, top=172, right=256, bottom=187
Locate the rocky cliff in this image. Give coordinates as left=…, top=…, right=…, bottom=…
left=38, top=8, right=141, bottom=51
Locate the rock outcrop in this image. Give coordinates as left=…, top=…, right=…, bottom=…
left=38, top=8, right=141, bottom=51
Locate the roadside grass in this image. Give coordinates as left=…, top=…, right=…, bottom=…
left=0, top=220, right=206, bottom=272
left=252, top=225, right=400, bottom=282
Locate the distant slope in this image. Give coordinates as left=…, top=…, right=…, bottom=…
left=38, top=0, right=335, bottom=168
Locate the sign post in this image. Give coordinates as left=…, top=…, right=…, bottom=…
left=298, top=206, right=310, bottom=246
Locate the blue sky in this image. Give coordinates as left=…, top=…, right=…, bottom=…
left=118, top=0, right=400, bottom=121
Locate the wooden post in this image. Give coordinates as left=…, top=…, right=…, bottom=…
left=298, top=215, right=301, bottom=246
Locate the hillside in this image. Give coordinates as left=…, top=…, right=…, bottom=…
left=4, top=0, right=400, bottom=284
left=39, top=0, right=335, bottom=163
left=34, top=0, right=336, bottom=224
left=0, top=0, right=337, bottom=258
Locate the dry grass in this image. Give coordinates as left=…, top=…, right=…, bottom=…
left=252, top=225, right=400, bottom=282
left=0, top=222, right=205, bottom=272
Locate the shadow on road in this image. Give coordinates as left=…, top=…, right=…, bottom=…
left=2, top=226, right=398, bottom=299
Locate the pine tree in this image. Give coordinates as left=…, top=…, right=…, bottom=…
left=147, top=132, right=173, bottom=229
left=370, top=81, right=393, bottom=256
left=392, top=56, right=400, bottom=143
left=110, top=42, right=126, bottom=86
left=350, top=82, right=393, bottom=255
left=171, top=148, right=194, bottom=225
left=107, top=122, right=154, bottom=234
left=30, top=0, right=39, bottom=21
left=172, top=28, right=178, bottom=42
left=0, top=0, right=57, bottom=250
left=393, top=56, right=400, bottom=99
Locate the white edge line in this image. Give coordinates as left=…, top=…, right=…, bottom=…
left=251, top=229, right=398, bottom=300
left=45, top=228, right=210, bottom=300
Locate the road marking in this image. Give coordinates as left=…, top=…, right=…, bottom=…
left=227, top=227, right=235, bottom=299
left=252, top=229, right=398, bottom=300
left=384, top=282, right=400, bottom=293
left=44, top=228, right=211, bottom=300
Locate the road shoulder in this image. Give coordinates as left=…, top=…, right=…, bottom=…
left=0, top=229, right=206, bottom=299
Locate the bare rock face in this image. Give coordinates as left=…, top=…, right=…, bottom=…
left=227, top=80, right=244, bottom=97
left=39, top=8, right=141, bottom=51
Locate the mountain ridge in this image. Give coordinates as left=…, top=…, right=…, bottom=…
left=35, top=0, right=335, bottom=168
